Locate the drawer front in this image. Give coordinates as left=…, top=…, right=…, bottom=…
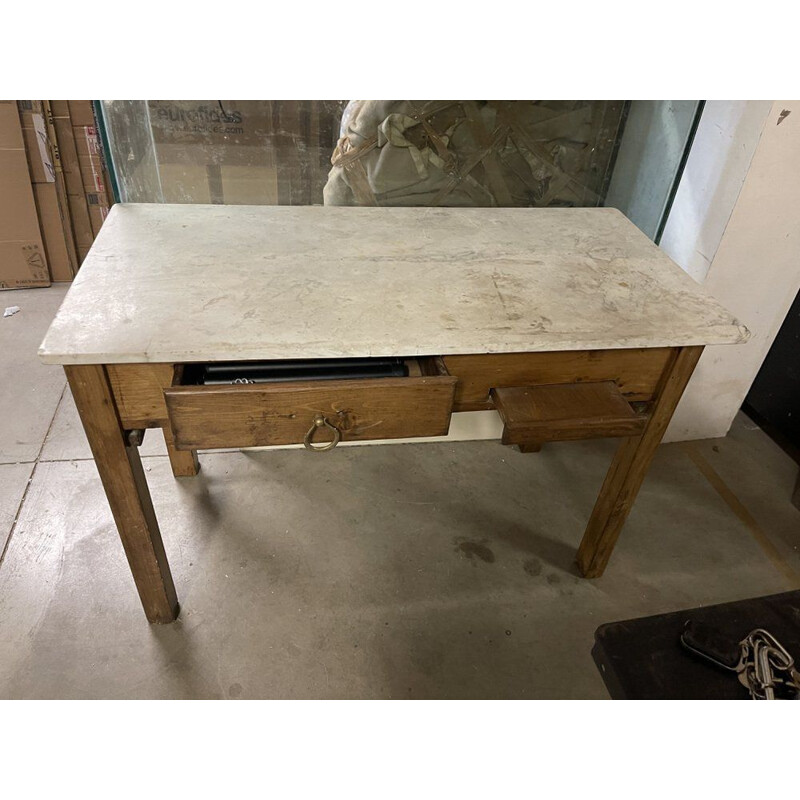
left=444, top=347, right=673, bottom=411
left=164, top=373, right=457, bottom=450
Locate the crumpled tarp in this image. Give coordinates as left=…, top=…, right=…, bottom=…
left=323, top=100, right=625, bottom=208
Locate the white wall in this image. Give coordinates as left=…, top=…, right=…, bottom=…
left=659, top=101, right=771, bottom=282
left=664, top=101, right=800, bottom=441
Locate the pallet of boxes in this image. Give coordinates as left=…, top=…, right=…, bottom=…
left=0, top=100, right=113, bottom=290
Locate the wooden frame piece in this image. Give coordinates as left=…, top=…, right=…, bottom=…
left=518, top=442, right=542, bottom=453
left=65, top=364, right=179, bottom=623
left=107, top=362, right=199, bottom=478
left=444, top=347, right=673, bottom=411
left=576, top=346, right=704, bottom=578
left=164, top=427, right=200, bottom=477
left=491, top=381, right=648, bottom=444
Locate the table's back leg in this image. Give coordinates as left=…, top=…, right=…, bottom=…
left=576, top=346, right=703, bottom=578
left=65, top=364, right=179, bottom=623
left=518, top=442, right=543, bottom=453
left=163, top=427, right=200, bottom=477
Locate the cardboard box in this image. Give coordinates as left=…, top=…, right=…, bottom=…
left=85, top=190, right=110, bottom=207
left=50, top=118, right=90, bottom=205
left=32, top=182, right=75, bottom=281
left=17, top=103, right=79, bottom=281
left=22, top=117, right=55, bottom=183
left=73, top=124, right=100, bottom=157
left=84, top=188, right=112, bottom=236
left=50, top=100, right=70, bottom=116
left=0, top=241, right=49, bottom=289
left=153, top=137, right=278, bottom=205
left=67, top=193, right=94, bottom=248
left=16, top=100, right=43, bottom=127
left=144, top=100, right=342, bottom=205
left=0, top=151, right=42, bottom=239
left=147, top=101, right=274, bottom=154
left=157, top=162, right=278, bottom=205
left=0, top=102, right=50, bottom=289
left=0, top=102, right=24, bottom=148
left=78, top=153, right=105, bottom=192
left=53, top=118, right=79, bottom=168
left=53, top=121, right=84, bottom=196
left=220, top=165, right=279, bottom=204
left=157, top=163, right=212, bottom=203
left=88, top=202, right=109, bottom=236
left=146, top=102, right=280, bottom=203
left=63, top=162, right=84, bottom=196
left=68, top=100, right=95, bottom=127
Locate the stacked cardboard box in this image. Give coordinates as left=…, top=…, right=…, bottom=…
left=0, top=101, right=50, bottom=289
left=143, top=101, right=345, bottom=205
left=50, top=100, right=93, bottom=264
left=0, top=100, right=114, bottom=289
left=19, top=100, right=78, bottom=281
left=147, top=101, right=279, bottom=204
left=60, top=100, right=113, bottom=262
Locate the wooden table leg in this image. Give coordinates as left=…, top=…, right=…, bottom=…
left=65, top=364, right=179, bottom=623
left=518, top=442, right=543, bottom=453
left=163, top=427, right=200, bottom=477
left=576, top=346, right=704, bottom=578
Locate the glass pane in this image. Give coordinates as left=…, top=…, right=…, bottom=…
left=324, top=100, right=626, bottom=207
left=103, top=100, right=346, bottom=205
left=100, top=100, right=699, bottom=241
left=604, top=100, right=701, bottom=240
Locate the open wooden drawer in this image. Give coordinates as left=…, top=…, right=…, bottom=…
left=491, top=381, right=649, bottom=445
left=163, top=358, right=456, bottom=451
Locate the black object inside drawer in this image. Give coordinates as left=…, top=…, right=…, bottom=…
left=183, top=358, right=409, bottom=386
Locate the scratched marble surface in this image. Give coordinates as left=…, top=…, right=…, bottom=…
left=39, top=204, right=748, bottom=365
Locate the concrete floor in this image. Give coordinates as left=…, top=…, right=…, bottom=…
left=1, top=285, right=799, bottom=699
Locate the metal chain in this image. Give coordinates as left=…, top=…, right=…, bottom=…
left=736, top=629, right=800, bottom=700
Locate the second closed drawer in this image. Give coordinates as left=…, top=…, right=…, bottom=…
left=164, top=358, right=456, bottom=450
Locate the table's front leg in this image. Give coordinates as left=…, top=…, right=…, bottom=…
left=576, top=346, right=703, bottom=578
left=65, top=364, right=179, bottom=623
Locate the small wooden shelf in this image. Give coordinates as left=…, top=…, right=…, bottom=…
left=491, top=381, right=649, bottom=445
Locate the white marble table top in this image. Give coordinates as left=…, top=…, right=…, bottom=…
left=39, top=204, right=748, bottom=365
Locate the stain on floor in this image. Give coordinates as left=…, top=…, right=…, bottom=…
left=454, top=538, right=496, bottom=564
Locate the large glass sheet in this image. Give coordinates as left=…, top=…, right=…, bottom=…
left=604, top=101, right=701, bottom=240
left=103, top=100, right=346, bottom=205
left=101, top=100, right=700, bottom=240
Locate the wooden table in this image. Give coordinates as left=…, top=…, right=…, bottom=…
left=39, top=205, right=748, bottom=623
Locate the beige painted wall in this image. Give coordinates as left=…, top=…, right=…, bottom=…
left=665, top=101, right=800, bottom=441
left=659, top=101, right=772, bottom=283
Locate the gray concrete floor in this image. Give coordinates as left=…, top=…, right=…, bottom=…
left=1, top=285, right=799, bottom=699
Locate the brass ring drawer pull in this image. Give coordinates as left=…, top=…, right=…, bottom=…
left=303, top=414, right=341, bottom=452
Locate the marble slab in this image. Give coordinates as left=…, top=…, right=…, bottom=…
left=39, top=204, right=748, bottom=365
